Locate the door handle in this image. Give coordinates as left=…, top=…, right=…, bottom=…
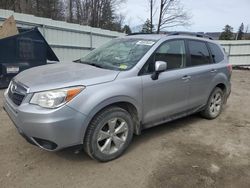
left=210, top=69, right=217, bottom=73
left=182, top=75, right=191, bottom=80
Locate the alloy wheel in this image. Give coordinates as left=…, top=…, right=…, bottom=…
left=209, top=92, right=222, bottom=116
left=97, top=118, right=128, bottom=155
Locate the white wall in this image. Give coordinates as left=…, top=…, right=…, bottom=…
left=0, top=9, right=125, bottom=62
left=219, top=40, right=250, bottom=66
left=0, top=9, right=249, bottom=65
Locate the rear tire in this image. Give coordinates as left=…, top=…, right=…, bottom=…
left=83, top=107, right=134, bottom=162
left=201, top=87, right=224, bottom=119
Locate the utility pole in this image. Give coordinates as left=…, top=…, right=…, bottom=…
left=150, top=0, right=153, bottom=33
left=157, top=0, right=163, bottom=34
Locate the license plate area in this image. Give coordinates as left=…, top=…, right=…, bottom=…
left=6, top=66, right=19, bottom=74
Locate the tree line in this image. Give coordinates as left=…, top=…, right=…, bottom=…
left=0, top=0, right=129, bottom=32
left=220, top=23, right=250, bottom=40
left=3, top=0, right=247, bottom=40
left=0, top=0, right=192, bottom=34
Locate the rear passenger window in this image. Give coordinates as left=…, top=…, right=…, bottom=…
left=208, top=43, right=224, bottom=63
left=188, top=40, right=210, bottom=66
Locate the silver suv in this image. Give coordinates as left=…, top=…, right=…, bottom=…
left=3, top=33, right=232, bottom=162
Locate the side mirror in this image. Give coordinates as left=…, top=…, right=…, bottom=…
left=151, top=61, right=167, bottom=80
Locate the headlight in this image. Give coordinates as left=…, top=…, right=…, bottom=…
left=30, top=86, right=85, bottom=109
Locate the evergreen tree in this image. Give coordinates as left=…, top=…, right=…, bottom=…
left=122, top=25, right=132, bottom=34
left=141, top=19, right=152, bottom=33
left=236, top=23, right=244, bottom=40
left=219, top=25, right=234, bottom=40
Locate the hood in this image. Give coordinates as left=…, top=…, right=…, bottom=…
left=14, top=62, right=119, bottom=93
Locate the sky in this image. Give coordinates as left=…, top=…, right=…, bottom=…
left=120, top=0, right=250, bottom=32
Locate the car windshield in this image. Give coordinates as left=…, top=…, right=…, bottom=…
left=79, top=38, right=156, bottom=71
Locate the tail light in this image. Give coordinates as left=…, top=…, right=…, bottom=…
left=227, top=64, right=232, bottom=74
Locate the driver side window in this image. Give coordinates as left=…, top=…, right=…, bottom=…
left=141, top=40, right=186, bottom=74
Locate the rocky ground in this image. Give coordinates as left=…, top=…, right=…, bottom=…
left=0, top=70, right=250, bottom=188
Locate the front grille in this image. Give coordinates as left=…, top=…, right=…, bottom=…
left=8, top=91, right=25, bottom=106
left=8, top=81, right=27, bottom=106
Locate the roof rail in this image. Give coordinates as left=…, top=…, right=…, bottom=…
left=169, top=32, right=214, bottom=40
left=127, top=32, right=154, bottom=36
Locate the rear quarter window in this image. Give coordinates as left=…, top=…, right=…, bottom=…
left=187, top=40, right=211, bottom=66
left=208, top=43, right=224, bottom=63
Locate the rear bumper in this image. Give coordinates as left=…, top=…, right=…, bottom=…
left=227, top=82, right=231, bottom=98
left=224, top=82, right=231, bottom=104
left=3, top=90, right=88, bottom=151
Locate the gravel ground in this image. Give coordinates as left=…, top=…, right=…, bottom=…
left=0, top=70, right=250, bottom=188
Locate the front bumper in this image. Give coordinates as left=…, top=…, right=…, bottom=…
left=3, top=90, right=88, bottom=151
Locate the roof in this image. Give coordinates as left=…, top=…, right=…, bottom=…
left=125, top=34, right=166, bottom=41
left=125, top=32, right=215, bottom=42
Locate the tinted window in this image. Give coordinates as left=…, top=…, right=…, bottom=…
left=156, top=40, right=186, bottom=69
left=188, top=40, right=210, bottom=66
left=208, top=43, right=224, bottom=63
left=141, top=40, right=186, bottom=74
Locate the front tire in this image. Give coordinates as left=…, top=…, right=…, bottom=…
left=201, top=87, right=224, bottom=119
left=83, top=107, right=134, bottom=162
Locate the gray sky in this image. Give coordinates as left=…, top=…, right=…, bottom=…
left=120, top=0, right=250, bottom=32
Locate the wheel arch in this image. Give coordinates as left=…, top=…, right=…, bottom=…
left=205, top=82, right=227, bottom=107
left=208, top=71, right=230, bottom=100
left=81, top=97, right=142, bottom=143
left=215, top=83, right=227, bottom=93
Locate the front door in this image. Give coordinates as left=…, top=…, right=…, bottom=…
left=140, top=40, right=190, bottom=127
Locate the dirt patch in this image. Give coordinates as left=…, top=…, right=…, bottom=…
left=147, top=142, right=250, bottom=188
left=0, top=70, right=250, bottom=188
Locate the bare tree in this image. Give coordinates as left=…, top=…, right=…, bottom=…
left=68, top=0, right=74, bottom=22
left=71, top=0, right=125, bottom=30
left=156, top=0, right=190, bottom=33
left=245, top=25, right=249, bottom=34
left=0, top=0, right=127, bottom=32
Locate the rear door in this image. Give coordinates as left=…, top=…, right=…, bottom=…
left=185, top=40, right=215, bottom=109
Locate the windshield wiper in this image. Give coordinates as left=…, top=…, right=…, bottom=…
left=80, top=61, right=103, bottom=68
